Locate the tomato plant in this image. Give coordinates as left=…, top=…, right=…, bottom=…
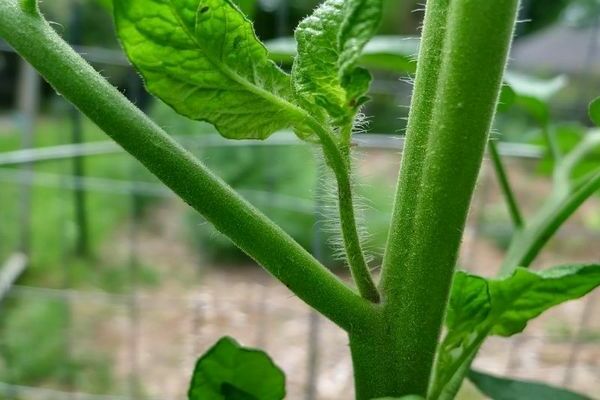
left=1, top=0, right=599, bottom=399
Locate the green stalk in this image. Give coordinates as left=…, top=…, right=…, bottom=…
left=489, top=140, right=524, bottom=228
left=307, top=120, right=380, bottom=303
left=500, top=170, right=600, bottom=275
left=500, top=133, right=600, bottom=275
left=543, top=122, right=562, bottom=162
left=358, top=0, right=520, bottom=397
left=0, top=1, right=377, bottom=332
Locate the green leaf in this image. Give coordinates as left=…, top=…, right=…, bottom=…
left=292, top=0, right=383, bottom=125
left=533, top=125, right=600, bottom=181
left=432, top=273, right=492, bottom=399
left=114, top=0, right=304, bottom=140
left=432, top=265, right=600, bottom=399
left=590, top=96, right=600, bottom=127
left=267, top=35, right=418, bottom=74
left=338, top=0, right=383, bottom=77
left=490, top=265, right=600, bottom=336
left=503, top=72, right=567, bottom=124
left=468, top=369, right=593, bottom=400
left=371, top=397, right=424, bottom=400
left=188, top=337, right=285, bottom=400
left=504, top=72, right=567, bottom=101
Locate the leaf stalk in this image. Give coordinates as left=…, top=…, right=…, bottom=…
left=489, top=140, right=524, bottom=228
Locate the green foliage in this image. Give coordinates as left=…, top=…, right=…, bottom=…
left=372, top=397, right=424, bottom=400
left=468, top=370, right=593, bottom=400
left=3, top=0, right=599, bottom=398
left=188, top=337, right=285, bottom=400
left=267, top=35, right=418, bottom=74
left=95, top=0, right=112, bottom=11
left=501, top=131, right=600, bottom=273
left=0, top=299, right=71, bottom=384
left=590, top=96, right=600, bottom=127
left=503, top=72, right=567, bottom=125
left=535, top=125, right=600, bottom=180
left=432, top=265, right=600, bottom=398
left=187, top=143, right=319, bottom=262
left=293, top=0, right=382, bottom=126
left=114, top=0, right=303, bottom=140
left=0, top=298, right=113, bottom=392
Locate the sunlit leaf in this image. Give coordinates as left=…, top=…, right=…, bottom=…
left=432, top=265, right=600, bottom=399
left=292, top=0, right=383, bottom=125
left=188, top=337, right=285, bottom=400
left=468, top=369, right=593, bottom=400
left=267, top=35, right=417, bottom=74
left=114, top=0, right=305, bottom=140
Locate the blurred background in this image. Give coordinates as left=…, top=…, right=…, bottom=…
left=0, top=0, right=599, bottom=399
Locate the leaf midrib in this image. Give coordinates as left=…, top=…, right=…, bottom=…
left=165, top=0, right=307, bottom=123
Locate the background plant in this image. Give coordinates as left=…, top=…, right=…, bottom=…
left=0, top=0, right=599, bottom=399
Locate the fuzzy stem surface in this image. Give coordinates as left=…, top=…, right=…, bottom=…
left=371, top=0, right=519, bottom=397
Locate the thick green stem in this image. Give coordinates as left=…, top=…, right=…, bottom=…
left=372, top=0, right=519, bottom=397
left=348, top=311, right=405, bottom=400
left=489, top=140, right=524, bottom=228
left=0, top=1, right=377, bottom=332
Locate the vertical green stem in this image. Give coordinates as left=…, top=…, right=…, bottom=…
left=369, top=0, right=519, bottom=397
left=489, top=141, right=524, bottom=228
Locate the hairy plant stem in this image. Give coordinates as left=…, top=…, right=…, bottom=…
left=357, top=0, right=520, bottom=397
left=307, top=120, right=380, bottom=303
left=0, top=1, right=378, bottom=333
left=489, top=140, right=524, bottom=228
